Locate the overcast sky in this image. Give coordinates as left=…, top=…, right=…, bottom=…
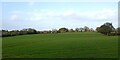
left=2, top=2, right=118, bottom=31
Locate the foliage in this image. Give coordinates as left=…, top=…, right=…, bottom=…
left=2, top=22, right=119, bottom=37
left=79, top=28, right=84, bottom=32
left=96, top=22, right=119, bottom=36
left=52, top=29, right=58, bottom=33
left=2, top=28, right=37, bottom=37
left=69, top=29, right=74, bottom=32
left=96, top=27, right=100, bottom=32
left=75, top=28, right=79, bottom=32
left=117, top=27, right=120, bottom=35
left=84, top=26, right=89, bottom=32
left=58, top=27, right=69, bottom=33
left=99, top=25, right=112, bottom=35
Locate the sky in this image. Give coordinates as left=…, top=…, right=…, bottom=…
left=2, top=2, right=118, bottom=31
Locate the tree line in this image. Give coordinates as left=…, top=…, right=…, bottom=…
left=1, top=22, right=120, bottom=37
left=1, top=26, right=95, bottom=37
left=96, top=22, right=120, bottom=36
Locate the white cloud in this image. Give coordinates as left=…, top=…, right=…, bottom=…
left=11, top=15, right=18, bottom=20
left=29, top=2, right=34, bottom=6
left=12, top=8, right=117, bottom=22
left=64, top=10, right=74, bottom=16
left=27, top=17, right=41, bottom=21
left=10, top=8, right=117, bottom=29
left=91, top=8, right=116, bottom=20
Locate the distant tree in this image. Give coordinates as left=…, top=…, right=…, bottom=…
left=0, top=30, right=2, bottom=37
left=104, top=22, right=115, bottom=31
left=99, top=25, right=112, bottom=35
left=89, top=28, right=94, bottom=32
left=117, top=27, right=120, bottom=35
left=19, top=28, right=37, bottom=35
left=79, top=27, right=84, bottom=32
left=22, top=29, right=28, bottom=34
left=69, top=29, right=74, bottom=32
left=75, top=28, right=79, bottom=32
left=2, top=28, right=38, bottom=37
left=0, top=30, right=1, bottom=37
left=96, top=27, right=100, bottom=32
left=59, top=27, right=68, bottom=33
left=10, top=30, right=20, bottom=36
left=52, top=29, right=58, bottom=33
left=48, top=30, right=52, bottom=34
left=2, top=30, right=8, bottom=37
left=98, top=22, right=115, bottom=35
left=19, top=30, right=25, bottom=35
left=84, top=26, right=89, bottom=32
left=43, top=31, right=49, bottom=34
left=25, top=28, right=37, bottom=34
left=37, top=31, right=41, bottom=34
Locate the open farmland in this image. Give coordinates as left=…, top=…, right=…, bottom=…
left=2, top=32, right=118, bottom=58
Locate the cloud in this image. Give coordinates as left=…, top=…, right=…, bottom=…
left=10, top=8, right=117, bottom=30
left=29, top=2, right=34, bottom=6
left=11, top=8, right=117, bottom=22
left=64, top=10, right=74, bottom=16
left=25, top=17, right=41, bottom=21
left=11, top=15, right=18, bottom=20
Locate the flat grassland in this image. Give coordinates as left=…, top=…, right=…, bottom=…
left=2, top=32, right=118, bottom=58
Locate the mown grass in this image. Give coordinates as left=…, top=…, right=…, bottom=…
left=2, top=32, right=118, bottom=58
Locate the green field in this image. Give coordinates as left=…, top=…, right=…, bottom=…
left=2, top=32, right=118, bottom=58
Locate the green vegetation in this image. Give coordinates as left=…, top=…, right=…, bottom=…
left=1, top=22, right=120, bottom=37
left=96, top=22, right=117, bottom=36
left=58, top=27, right=69, bottom=33
left=2, top=32, right=118, bottom=58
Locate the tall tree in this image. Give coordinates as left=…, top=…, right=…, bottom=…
left=117, top=27, right=120, bottom=35
left=104, top=22, right=115, bottom=31
left=59, top=28, right=68, bottom=33
left=90, top=28, right=94, bottom=32
left=52, top=29, right=58, bottom=33
left=84, top=26, right=89, bottom=32
left=75, top=28, right=79, bottom=32
left=99, top=25, right=112, bottom=35
left=79, top=28, right=84, bottom=32
left=96, top=27, right=100, bottom=32
left=26, top=28, right=37, bottom=34
left=69, top=29, right=74, bottom=32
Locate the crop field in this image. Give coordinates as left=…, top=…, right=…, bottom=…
left=2, top=32, right=118, bottom=58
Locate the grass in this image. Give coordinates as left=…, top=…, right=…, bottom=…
left=2, top=32, right=118, bottom=58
